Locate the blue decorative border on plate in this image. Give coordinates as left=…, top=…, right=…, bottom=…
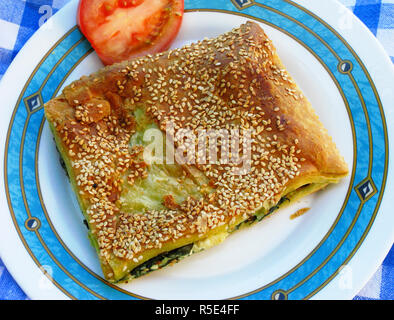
left=4, top=0, right=388, bottom=300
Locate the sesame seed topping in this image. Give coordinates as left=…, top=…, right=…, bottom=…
left=47, top=21, right=310, bottom=273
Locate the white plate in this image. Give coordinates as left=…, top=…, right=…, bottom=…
left=0, top=0, right=393, bottom=300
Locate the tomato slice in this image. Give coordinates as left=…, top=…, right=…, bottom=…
left=77, top=0, right=184, bottom=65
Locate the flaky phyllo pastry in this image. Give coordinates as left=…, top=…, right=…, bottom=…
left=44, top=21, right=348, bottom=282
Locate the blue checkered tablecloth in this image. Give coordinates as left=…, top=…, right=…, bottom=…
left=0, top=0, right=393, bottom=300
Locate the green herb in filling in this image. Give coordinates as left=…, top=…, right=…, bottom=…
left=230, top=196, right=290, bottom=233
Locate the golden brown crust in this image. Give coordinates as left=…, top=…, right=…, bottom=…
left=44, top=21, right=348, bottom=281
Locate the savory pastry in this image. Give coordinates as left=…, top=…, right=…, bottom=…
left=44, top=21, right=348, bottom=283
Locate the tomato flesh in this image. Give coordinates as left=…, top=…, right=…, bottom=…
left=78, top=0, right=184, bottom=65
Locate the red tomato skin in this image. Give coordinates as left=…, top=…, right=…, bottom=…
left=77, top=0, right=184, bottom=65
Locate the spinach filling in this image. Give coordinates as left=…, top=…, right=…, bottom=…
left=262, top=196, right=290, bottom=219
left=128, top=243, right=194, bottom=279
left=55, top=141, right=69, bottom=180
